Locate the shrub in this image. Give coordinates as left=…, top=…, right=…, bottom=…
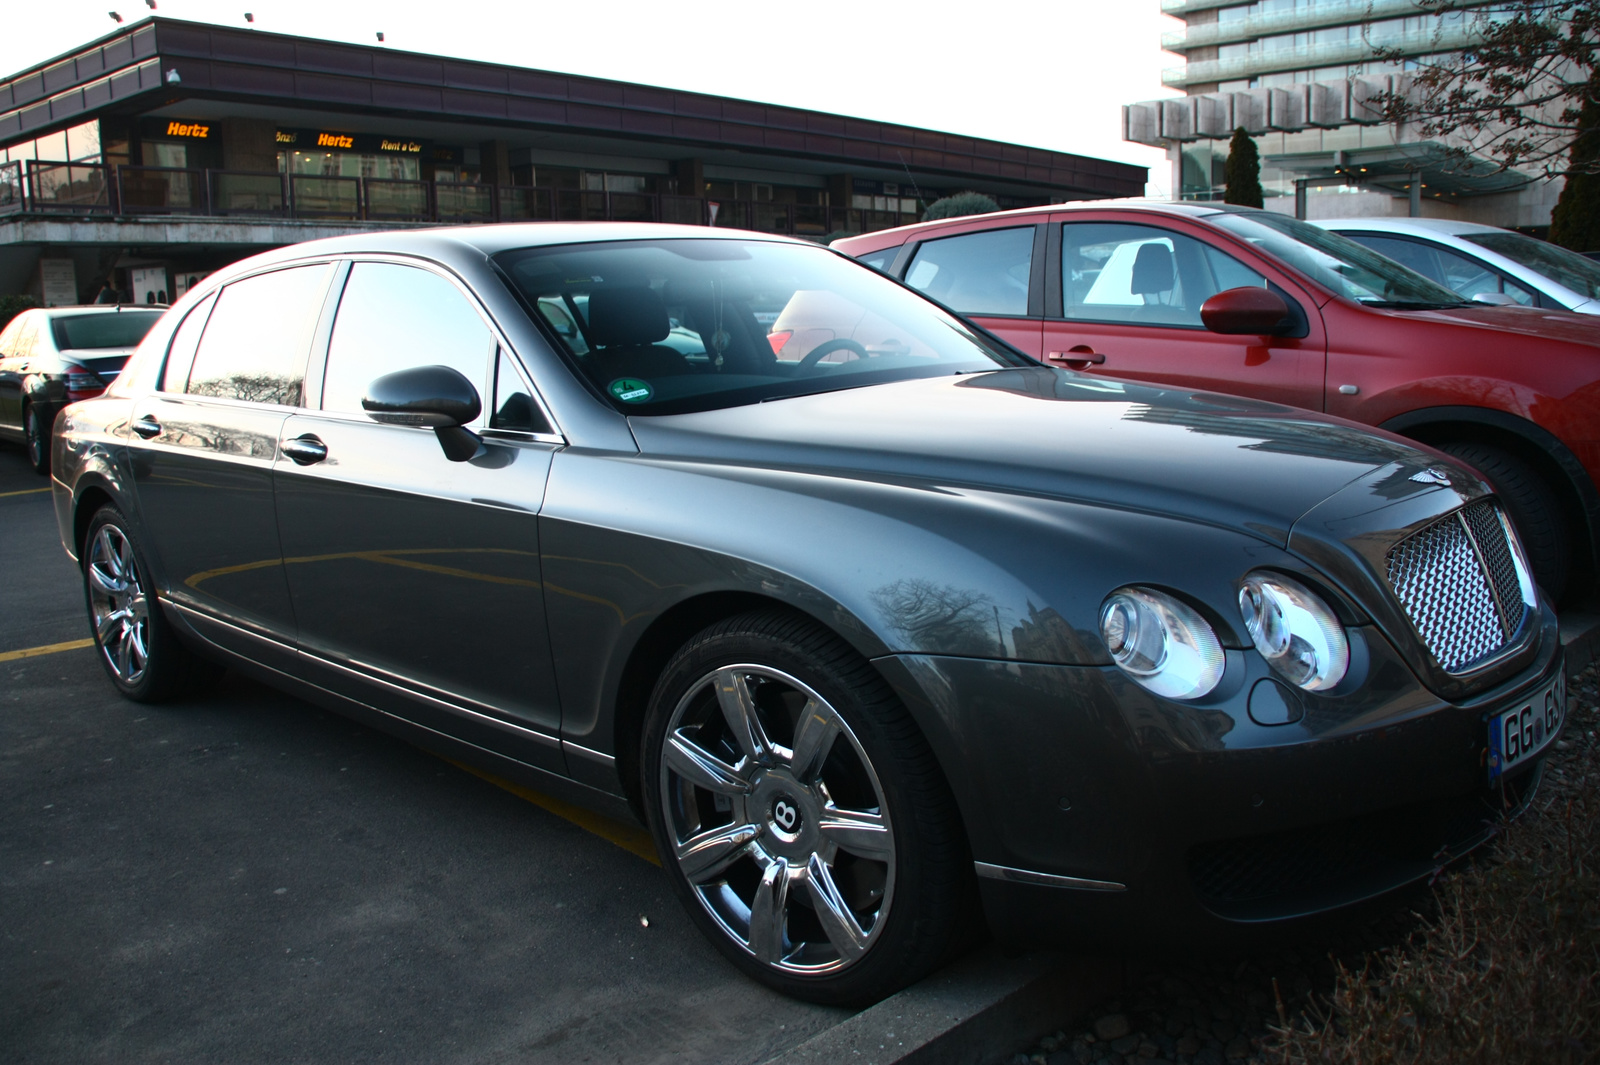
left=923, top=191, right=1000, bottom=221
left=0, top=293, right=38, bottom=331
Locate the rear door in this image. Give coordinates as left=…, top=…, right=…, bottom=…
left=274, top=259, right=565, bottom=773
left=899, top=222, right=1046, bottom=357
left=0, top=314, right=39, bottom=433
left=126, top=263, right=333, bottom=670
left=1042, top=213, right=1326, bottom=411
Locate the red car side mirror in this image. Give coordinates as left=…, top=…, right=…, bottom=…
left=1200, top=287, right=1294, bottom=336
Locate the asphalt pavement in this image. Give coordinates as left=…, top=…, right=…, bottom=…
left=0, top=444, right=852, bottom=1064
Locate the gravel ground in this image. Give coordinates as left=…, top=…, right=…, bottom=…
left=1003, top=661, right=1596, bottom=1065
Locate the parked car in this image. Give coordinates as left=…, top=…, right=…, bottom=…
left=0, top=305, right=165, bottom=474
left=54, top=224, right=1563, bottom=1005
left=1316, top=217, right=1600, bottom=315
left=834, top=204, right=1600, bottom=603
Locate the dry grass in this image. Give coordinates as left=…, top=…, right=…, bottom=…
left=1266, top=666, right=1600, bottom=1065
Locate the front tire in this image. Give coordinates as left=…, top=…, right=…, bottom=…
left=643, top=609, right=972, bottom=1006
left=83, top=505, right=221, bottom=702
left=1436, top=441, right=1571, bottom=602
left=23, top=402, right=49, bottom=475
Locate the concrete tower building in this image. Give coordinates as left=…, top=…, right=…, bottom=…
left=1124, top=0, right=1561, bottom=230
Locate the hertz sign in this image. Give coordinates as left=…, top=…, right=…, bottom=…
left=140, top=118, right=214, bottom=140
left=275, top=128, right=428, bottom=155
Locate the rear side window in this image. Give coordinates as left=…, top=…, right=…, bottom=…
left=854, top=246, right=900, bottom=275
left=160, top=293, right=217, bottom=393
left=320, top=262, right=495, bottom=416
left=186, top=265, right=329, bottom=405
left=1061, top=222, right=1266, bottom=328
left=904, top=227, right=1034, bottom=316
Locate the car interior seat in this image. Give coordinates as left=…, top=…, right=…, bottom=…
left=1131, top=243, right=1177, bottom=306
left=584, top=286, right=691, bottom=379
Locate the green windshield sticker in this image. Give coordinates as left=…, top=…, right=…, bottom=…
left=608, top=378, right=654, bottom=403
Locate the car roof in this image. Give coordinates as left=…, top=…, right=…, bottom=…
left=25, top=305, right=167, bottom=317
left=1312, top=217, right=1504, bottom=237
left=831, top=199, right=1251, bottom=251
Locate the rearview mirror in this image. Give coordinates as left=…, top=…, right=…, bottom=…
left=362, top=364, right=484, bottom=462
left=1200, top=286, right=1294, bottom=336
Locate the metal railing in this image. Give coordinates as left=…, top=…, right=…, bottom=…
left=0, top=160, right=913, bottom=237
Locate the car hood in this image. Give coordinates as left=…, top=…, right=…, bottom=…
left=628, top=367, right=1427, bottom=546
left=1395, top=304, right=1600, bottom=344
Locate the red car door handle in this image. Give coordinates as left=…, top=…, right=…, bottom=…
left=1047, top=347, right=1106, bottom=368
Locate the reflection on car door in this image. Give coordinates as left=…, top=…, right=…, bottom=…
left=274, top=261, right=565, bottom=774
left=901, top=224, right=1045, bottom=356
left=127, top=265, right=332, bottom=670
left=1043, top=217, right=1326, bottom=411
left=0, top=314, right=39, bottom=433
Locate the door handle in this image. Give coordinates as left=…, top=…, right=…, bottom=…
left=1047, top=347, right=1106, bottom=368
left=131, top=416, right=161, bottom=439
left=280, top=434, right=328, bottom=466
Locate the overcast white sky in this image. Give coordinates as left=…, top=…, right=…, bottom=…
left=5, top=1, right=1182, bottom=195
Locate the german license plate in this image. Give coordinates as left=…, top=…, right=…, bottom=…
left=1488, top=671, right=1565, bottom=782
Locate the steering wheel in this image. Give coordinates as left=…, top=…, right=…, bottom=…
left=795, top=338, right=871, bottom=373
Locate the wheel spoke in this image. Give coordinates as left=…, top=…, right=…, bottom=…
left=715, top=669, right=771, bottom=764
left=789, top=697, right=841, bottom=781
left=747, top=857, right=791, bottom=963
left=666, top=730, right=750, bottom=796
left=126, top=626, right=148, bottom=675
left=803, top=853, right=868, bottom=963
left=676, top=822, right=760, bottom=884
left=94, top=529, right=123, bottom=580
left=87, top=562, right=124, bottom=597
left=97, top=607, right=126, bottom=643
left=819, top=807, right=893, bottom=863
left=115, top=627, right=134, bottom=676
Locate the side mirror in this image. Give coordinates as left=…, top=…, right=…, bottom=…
left=1199, top=286, right=1295, bottom=336
left=362, top=364, right=484, bottom=462
left=1471, top=292, right=1519, bottom=307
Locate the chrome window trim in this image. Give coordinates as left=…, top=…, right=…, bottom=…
left=973, top=861, right=1128, bottom=893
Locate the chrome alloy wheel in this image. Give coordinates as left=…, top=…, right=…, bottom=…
left=659, top=664, right=895, bottom=974
left=87, top=524, right=151, bottom=685
left=23, top=405, right=44, bottom=467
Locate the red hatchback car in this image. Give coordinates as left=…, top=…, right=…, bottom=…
left=834, top=203, right=1600, bottom=603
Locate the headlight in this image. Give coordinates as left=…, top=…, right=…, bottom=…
left=1237, top=572, right=1348, bottom=691
left=1100, top=587, right=1225, bottom=700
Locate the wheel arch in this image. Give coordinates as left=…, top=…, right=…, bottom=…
left=71, top=478, right=119, bottom=561
left=1381, top=405, right=1600, bottom=589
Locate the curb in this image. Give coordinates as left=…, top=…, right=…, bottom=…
left=1560, top=607, right=1600, bottom=674
left=759, top=949, right=1118, bottom=1065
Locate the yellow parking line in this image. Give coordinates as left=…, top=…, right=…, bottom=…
left=0, top=486, right=51, bottom=498
left=0, top=638, right=94, bottom=663
left=448, top=758, right=660, bottom=865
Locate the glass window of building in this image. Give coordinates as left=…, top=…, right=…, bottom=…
left=280, top=149, right=420, bottom=181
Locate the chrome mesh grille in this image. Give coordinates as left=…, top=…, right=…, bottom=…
left=1385, top=502, right=1525, bottom=674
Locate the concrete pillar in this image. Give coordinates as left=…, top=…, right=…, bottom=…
left=1409, top=170, right=1422, bottom=217
left=479, top=140, right=511, bottom=187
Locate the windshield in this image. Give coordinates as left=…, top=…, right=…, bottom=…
left=1462, top=230, right=1600, bottom=300
left=1209, top=211, right=1466, bottom=308
left=50, top=311, right=164, bottom=350
left=496, top=238, right=1026, bottom=415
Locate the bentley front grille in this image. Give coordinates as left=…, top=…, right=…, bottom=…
left=1385, top=501, right=1530, bottom=674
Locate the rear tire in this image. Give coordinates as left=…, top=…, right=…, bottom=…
left=23, top=402, right=49, bottom=476
left=1436, top=441, right=1571, bottom=603
left=82, top=504, right=222, bottom=702
left=642, top=608, right=973, bottom=1006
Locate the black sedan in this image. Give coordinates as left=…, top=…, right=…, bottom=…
left=50, top=225, right=1564, bottom=1005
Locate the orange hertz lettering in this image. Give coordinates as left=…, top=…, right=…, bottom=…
left=316, top=132, right=355, bottom=148
left=165, top=121, right=210, bottom=138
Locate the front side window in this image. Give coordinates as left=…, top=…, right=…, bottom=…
left=1062, top=222, right=1267, bottom=327
left=1461, top=230, right=1600, bottom=300
left=495, top=238, right=1025, bottom=416
left=321, top=262, right=494, bottom=416
left=185, top=265, right=328, bottom=405
left=903, top=227, right=1034, bottom=316
left=489, top=348, right=551, bottom=434
left=1208, top=210, right=1464, bottom=308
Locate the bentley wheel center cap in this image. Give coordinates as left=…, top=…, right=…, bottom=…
left=771, top=797, right=801, bottom=835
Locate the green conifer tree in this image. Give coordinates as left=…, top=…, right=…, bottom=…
left=1223, top=128, right=1264, bottom=209
left=1549, top=74, right=1600, bottom=252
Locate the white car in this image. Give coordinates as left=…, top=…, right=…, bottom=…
left=1314, top=218, right=1600, bottom=315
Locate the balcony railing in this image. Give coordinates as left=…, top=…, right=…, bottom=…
left=0, top=161, right=906, bottom=237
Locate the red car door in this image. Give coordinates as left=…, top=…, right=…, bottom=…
left=1042, top=211, right=1327, bottom=412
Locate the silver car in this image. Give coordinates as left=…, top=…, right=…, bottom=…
left=1315, top=217, right=1600, bottom=315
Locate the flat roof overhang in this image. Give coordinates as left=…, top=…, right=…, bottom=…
left=0, top=18, right=1145, bottom=200
left=1264, top=143, right=1536, bottom=198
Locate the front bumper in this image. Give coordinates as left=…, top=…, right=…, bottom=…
left=877, top=604, right=1563, bottom=948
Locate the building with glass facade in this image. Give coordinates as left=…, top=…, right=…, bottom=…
left=0, top=17, right=1144, bottom=305
left=1124, top=0, right=1560, bottom=230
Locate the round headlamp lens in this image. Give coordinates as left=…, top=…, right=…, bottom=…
left=1099, top=587, right=1224, bottom=700
left=1238, top=572, right=1349, bottom=691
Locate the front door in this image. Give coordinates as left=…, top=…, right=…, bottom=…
left=126, top=264, right=333, bottom=669
left=1043, top=218, right=1326, bottom=412
left=273, top=261, right=565, bottom=773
